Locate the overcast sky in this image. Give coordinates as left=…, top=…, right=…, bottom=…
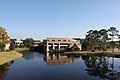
left=0, top=0, right=120, bottom=40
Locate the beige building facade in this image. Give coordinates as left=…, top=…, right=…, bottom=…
left=43, top=37, right=81, bottom=52
left=34, top=40, right=41, bottom=47
left=14, top=39, right=23, bottom=46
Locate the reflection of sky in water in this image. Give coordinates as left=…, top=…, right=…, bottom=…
left=110, top=57, right=120, bottom=71
left=23, top=52, right=43, bottom=60
left=0, top=52, right=120, bottom=80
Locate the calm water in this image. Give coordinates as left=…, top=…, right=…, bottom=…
left=1, top=52, right=120, bottom=80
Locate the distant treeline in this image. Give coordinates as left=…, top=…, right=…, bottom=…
left=82, top=27, right=120, bottom=53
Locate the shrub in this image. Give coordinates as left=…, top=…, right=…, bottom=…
left=74, top=48, right=80, bottom=51
left=9, top=42, right=15, bottom=50
left=0, top=42, right=5, bottom=51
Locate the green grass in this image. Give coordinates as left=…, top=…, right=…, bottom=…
left=15, top=48, right=29, bottom=52
left=0, top=51, right=23, bottom=65
left=64, top=49, right=120, bottom=57
left=15, top=48, right=30, bottom=55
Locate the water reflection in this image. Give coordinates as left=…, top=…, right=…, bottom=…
left=0, top=61, right=13, bottom=80
left=44, top=53, right=80, bottom=66
left=81, top=55, right=120, bottom=80
left=1, top=52, right=120, bottom=80
left=23, top=52, right=43, bottom=60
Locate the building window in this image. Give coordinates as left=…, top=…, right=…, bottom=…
left=58, top=40, right=61, bottom=41
left=63, top=40, right=66, bottom=41
left=52, top=40, right=55, bottom=41
left=68, top=40, right=70, bottom=42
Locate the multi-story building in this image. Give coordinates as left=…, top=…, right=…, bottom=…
left=43, top=37, right=81, bottom=52
left=34, top=40, right=41, bottom=47
left=11, top=39, right=23, bottom=46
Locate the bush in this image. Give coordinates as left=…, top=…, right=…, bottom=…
left=74, top=48, right=80, bottom=51
left=71, top=44, right=80, bottom=51
left=64, top=47, right=80, bottom=52
left=19, top=43, right=24, bottom=48
left=23, top=38, right=34, bottom=48
left=29, top=46, right=34, bottom=51
left=0, top=42, right=5, bottom=51
left=9, top=42, right=15, bottom=50
left=64, top=47, right=72, bottom=52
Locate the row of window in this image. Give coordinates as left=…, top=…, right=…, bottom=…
left=48, top=40, right=70, bottom=42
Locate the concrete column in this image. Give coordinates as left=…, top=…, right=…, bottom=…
left=70, top=44, right=72, bottom=48
left=53, top=43, right=55, bottom=50
left=47, top=43, right=49, bottom=51
left=58, top=43, right=60, bottom=50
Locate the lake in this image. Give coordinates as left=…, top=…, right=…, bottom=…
left=0, top=52, right=120, bottom=80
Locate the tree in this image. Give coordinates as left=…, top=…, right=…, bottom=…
left=99, top=29, right=109, bottom=52
left=19, top=43, right=24, bottom=48
left=108, top=27, right=119, bottom=53
left=9, top=42, right=15, bottom=50
left=0, top=27, right=6, bottom=41
left=85, top=30, right=94, bottom=51
left=117, top=34, right=120, bottom=49
left=85, top=30, right=99, bottom=51
left=71, top=44, right=80, bottom=51
left=23, top=38, right=34, bottom=48
left=92, top=30, right=100, bottom=50
left=0, top=42, right=5, bottom=51
left=0, top=27, right=10, bottom=51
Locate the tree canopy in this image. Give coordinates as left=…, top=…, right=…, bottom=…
left=108, top=27, right=119, bottom=53
left=0, top=26, right=10, bottom=51
left=84, top=27, right=119, bottom=53
left=23, top=38, right=34, bottom=48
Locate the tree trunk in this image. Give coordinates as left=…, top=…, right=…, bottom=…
left=112, top=36, right=114, bottom=53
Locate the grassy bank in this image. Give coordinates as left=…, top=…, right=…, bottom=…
left=64, top=50, right=120, bottom=57
left=64, top=51, right=117, bottom=54
left=15, top=48, right=30, bottom=55
left=64, top=49, right=120, bottom=54
left=0, top=51, right=23, bottom=65
left=15, top=48, right=29, bottom=52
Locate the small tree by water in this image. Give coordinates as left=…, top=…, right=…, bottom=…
left=23, top=38, right=34, bottom=48
left=108, top=27, right=119, bottom=53
left=0, top=42, right=5, bottom=51
left=9, top=42, right=15, bottom=50
left=0, top=26, right=10, bottom=51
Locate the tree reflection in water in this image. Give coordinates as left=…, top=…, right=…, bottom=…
left=81, top=55, right=120, bottom=80
left=0, top=61, right=13, bottom=80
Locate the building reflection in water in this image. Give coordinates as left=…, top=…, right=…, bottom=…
left=0, top=61, right=14, bottom=80
left=44, top=52, right=80, bottom=66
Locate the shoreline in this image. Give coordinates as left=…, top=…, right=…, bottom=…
left=0, top=51, right=23, bottom=65
left=15, top=48, right=30, bottom=55
left=64, top=51, right=120, bottom=57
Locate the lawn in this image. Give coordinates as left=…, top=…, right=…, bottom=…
left=15, top=48, right=30, bottom=55
left=0, top=51, right=23, bottom=65
left=64, top=49, right=120, bottom=57
left=15, top=48, right=29, bottom=52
